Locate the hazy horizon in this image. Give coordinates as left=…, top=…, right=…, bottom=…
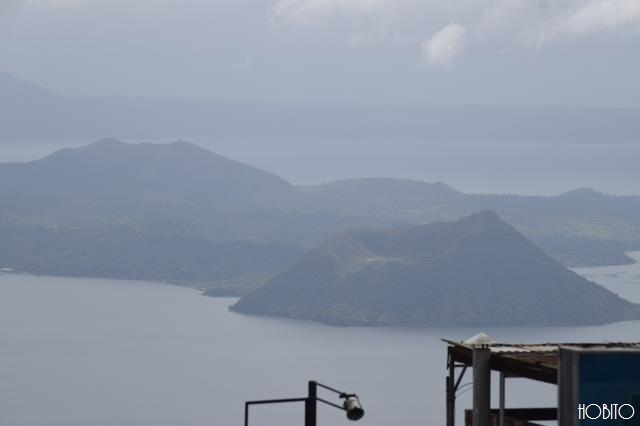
left=1, top=137, right=639, bottom=196
left=6, top=69, right=640, bottom=111
left=3, top=65, right=639, bottom=195
left=2, top=1, right=640, bottom=108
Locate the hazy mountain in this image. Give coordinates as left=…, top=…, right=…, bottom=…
left=304, top=179, right=640, bottom=229
left=0, top=139, right=377, bottom=247
left=0, top=139, right=305, bottom=292
left=0, top=138, right=293, bottom=205
left=232, top=211, right=640, bottom=326
left=0, top=71, right=57, bottom=101
left=3, top=72, right=640, bottom=142
left=0, top=224, right=303, bottom=295
left=302, top=178, right=640, bottom=266
left=0, top=138, right=638, bottom=300
left=300, top=178, right=462, bottom=217
left=1, top=141, right=639, bottom=271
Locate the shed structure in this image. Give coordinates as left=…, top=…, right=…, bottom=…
left=444, top=338, right=640, bottom=426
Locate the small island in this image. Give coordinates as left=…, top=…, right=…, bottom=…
left=232, top=211, right=640, bottom=326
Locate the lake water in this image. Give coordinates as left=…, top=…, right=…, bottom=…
left=1, top=255, right=640, bottom=426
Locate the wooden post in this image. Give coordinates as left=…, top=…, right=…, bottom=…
left=447, top=350, right=456, bottom=426
left=473, top=347, right=491, bottom=426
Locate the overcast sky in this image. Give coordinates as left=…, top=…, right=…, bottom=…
left=1, top=0, right=640, bottom=107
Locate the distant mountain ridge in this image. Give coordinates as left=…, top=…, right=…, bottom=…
left=0, top=139, right=639, bottom=295
left=303, top=178, right=640, bottom=266
left=232, top=211, right=640, bottom=326
left=3, top=71, right=640, bottom=142
left=0, top=138, right=294, bottom=205
left=0, top=139, right=300, bottom=291
left=0, top=71, right=56, bottom=100
left=1, top=140, right=639, bottom=265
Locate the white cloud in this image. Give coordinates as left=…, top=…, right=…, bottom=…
left=561, top=0, right=640, bottom=35
left=274, top=0, right=386, bottom=21
left=421, top=23, right=467, bottom=66
left=475, top=0, right=640, bottom=45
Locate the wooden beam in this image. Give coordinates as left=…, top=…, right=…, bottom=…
left=490, top=408, right=557, bottom=421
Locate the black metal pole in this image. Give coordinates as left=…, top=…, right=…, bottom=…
left=244, top=398, right=307, bottom=426
left=243, top=381, right=353, bottom=426
left=305, top=381, right=317, bottom=426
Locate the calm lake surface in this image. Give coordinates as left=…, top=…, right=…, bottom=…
left=1, top=254, right=640, bottom=426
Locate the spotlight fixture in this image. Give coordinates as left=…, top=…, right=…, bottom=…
left=244, top=380, right=365, bottom=426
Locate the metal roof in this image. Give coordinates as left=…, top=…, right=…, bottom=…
left=443, top=339, right=640, bottom=384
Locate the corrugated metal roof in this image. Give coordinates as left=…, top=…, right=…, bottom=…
left=446, top=340, right=640, bottom=354
left=443, top=339, right=640, bottom=383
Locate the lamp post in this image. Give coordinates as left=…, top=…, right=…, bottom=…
left=244, top=380, right=364, bottom=426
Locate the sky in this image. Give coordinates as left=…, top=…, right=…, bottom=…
left=1, top=0, right=640, bottom=107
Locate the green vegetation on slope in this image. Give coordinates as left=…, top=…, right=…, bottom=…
left=0, top=140, right=639, bottom=296
left=0, top=224, right=303, bottom=293
left=232, top=211, right=640, bottom=326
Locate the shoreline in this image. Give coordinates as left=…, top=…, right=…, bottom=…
left=2, top=251, right=638, bottom=300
